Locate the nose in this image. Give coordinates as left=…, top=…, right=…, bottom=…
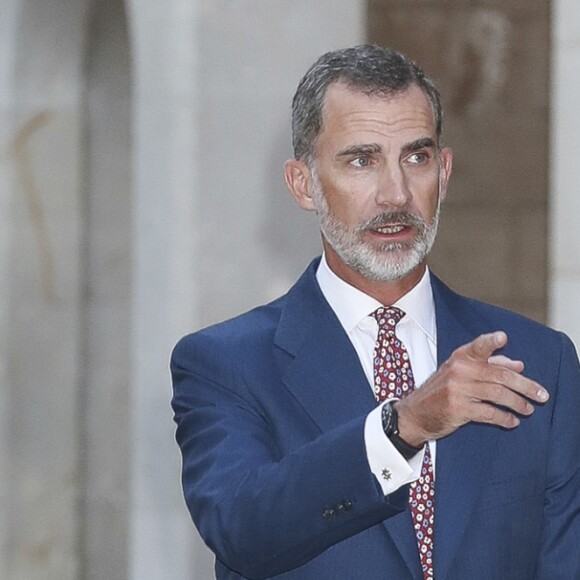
left=374, top=165, right=411, bottom=208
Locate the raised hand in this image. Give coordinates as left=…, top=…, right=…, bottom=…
left=395, top=331, right=549, bottom=447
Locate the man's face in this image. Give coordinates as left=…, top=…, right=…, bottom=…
left=305, top=82, right=452, bottom=283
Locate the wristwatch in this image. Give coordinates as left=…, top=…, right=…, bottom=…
left=381, top=402, right=423, bottom=460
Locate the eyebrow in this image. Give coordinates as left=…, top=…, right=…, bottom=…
left=402, top=137, right=437, bottom=154
left=336, top=143, right=383, bottom=158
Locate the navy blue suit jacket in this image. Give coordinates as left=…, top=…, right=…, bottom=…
left=171, top=259, right=580, bottom=579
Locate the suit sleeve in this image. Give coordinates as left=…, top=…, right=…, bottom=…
left=535, top=332, right=580, bottom=578
left=171, top=333, right=408, bottom=579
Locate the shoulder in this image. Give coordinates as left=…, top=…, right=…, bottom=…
left=172, top=257, right=324, bottom=363
left=433, top=273, right=559, bottom=339
left=172, top=293, right=287, bottom=368
left=467, top=296, right=557, bottom=340
left=432, top=274, right=577, bottom=372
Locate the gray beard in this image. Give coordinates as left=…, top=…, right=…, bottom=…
left=311, top=179, right=440, bottom=282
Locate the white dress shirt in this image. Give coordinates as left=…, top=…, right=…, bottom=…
left=316, top=254, right=438, bottom=495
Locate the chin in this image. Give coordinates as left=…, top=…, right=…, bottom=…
left=348, top=251, right=425, bottom=282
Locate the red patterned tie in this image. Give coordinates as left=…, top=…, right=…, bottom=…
left=372, top=306, right=434, bottom=579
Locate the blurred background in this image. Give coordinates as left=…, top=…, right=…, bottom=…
left=0, top=0, right=578, bottom=578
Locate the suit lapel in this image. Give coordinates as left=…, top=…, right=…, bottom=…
left=274, top=259, right=377, bottom=433
left=431, top=276, right=504, bottom=579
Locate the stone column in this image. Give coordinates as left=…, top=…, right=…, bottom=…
left=127, top=1, right=203, bottom=577
left=0, top=1, right=91, bottom=578
left=550, top=0, right=580, bottom=348
left=127, top=1, right=364, bottom=578
left=0, top=0, right=20, bottom=570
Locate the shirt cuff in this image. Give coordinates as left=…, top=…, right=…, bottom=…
left=364, top=401, right=425, bottom=495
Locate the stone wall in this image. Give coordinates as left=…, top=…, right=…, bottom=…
left=0, top=1, right=365, bottom=579
left=3, top=1, right=91, bottom=578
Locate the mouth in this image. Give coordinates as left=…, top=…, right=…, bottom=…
left=361, top=211, right=425, bottom=242
left=369, top=223, right=414, bottom=240
left=373, top=224, right=407, bottom=235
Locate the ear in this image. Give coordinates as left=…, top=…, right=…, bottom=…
left=284, top=159, right=317, bottom=211
left=438, top=147, right=453, bottom=201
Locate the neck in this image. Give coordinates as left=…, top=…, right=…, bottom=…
left=323, top=246, right=426, bottom=305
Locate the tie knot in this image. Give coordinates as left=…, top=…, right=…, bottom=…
left=372, top=306, right=405, bottom=332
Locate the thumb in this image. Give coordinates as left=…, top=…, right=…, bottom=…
left=465, top=331, right=508, bottom=361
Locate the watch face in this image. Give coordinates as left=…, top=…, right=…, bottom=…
left=382, top=403, right=396, bottom=436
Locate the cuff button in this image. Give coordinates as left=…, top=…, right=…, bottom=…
left=322, top=507, right=334, bottom=519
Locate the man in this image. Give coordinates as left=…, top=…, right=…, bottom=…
left=171, top=45, right=580, bottom=579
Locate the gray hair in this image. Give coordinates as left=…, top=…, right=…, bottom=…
left=291, top=44, right=443, bottom=162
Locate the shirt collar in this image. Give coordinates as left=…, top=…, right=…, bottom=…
left=315, top=253, right=436, bottom=342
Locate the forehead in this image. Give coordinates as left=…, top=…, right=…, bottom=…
left=317, top=82, right=436, bottom=148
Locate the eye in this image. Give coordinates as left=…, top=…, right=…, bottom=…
left=350, top=156, right=371, bottom=168
left=407, top=151, right=429, bottom=165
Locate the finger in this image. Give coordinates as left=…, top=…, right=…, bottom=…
left=479, top=365, right=549, bottom=405
left=488, top=355, right=524, bottom=373
left=473, top=381, right=535, bottom=417
left=461, top=331, right=508, bottom=362
left=472, top=401, right=521, bottom=429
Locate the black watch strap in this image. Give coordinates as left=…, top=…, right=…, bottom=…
left=381, top=402, right=423, bottom=460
